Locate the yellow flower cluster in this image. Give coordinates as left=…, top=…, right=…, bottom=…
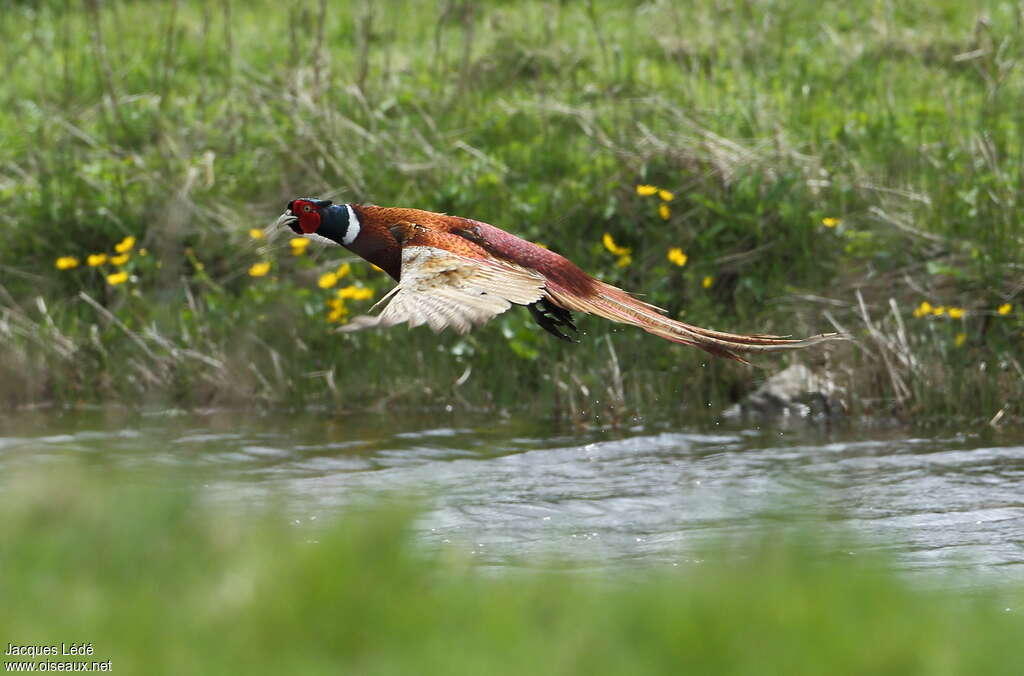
left=249, top=228, right=265, bottom=240
left=248, top=261, right=271, bottom=277
left=326, top=298, right=349, bottom=323
left=337, top=285, right=374, bottom=301
left=636, top=184, right=674, bottom=220
left=667, top=247, right=688, bottom=267
left=912, top=301, right=967, bottom=319
left=106, top=271, right=128, bottom=286
left=326, top=285, right=374, bottom=323
left=822, top=217, right=841, bottom=228
left=290, top=238, right=310, bottom=255
left=114, top=236, right=135, bottom=254
left=702, top=275, right=713, bottom=289
left=913, top=301, right=1016, bottom=319
left=317, top=263, right=353, bottom=289
left=602, top=233, right=629, bottom=256
left=602, top=233, right=632, bottom=268
left=56, top=234, right=138, bottom=285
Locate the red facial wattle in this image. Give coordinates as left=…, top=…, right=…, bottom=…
left=291, top=200, right=321, bottom=234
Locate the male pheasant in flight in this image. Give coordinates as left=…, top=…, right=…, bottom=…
left=275, top=199, right=840, bottom=363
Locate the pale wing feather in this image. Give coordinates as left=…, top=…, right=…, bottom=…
left=340, top=246, right=546, bottom=334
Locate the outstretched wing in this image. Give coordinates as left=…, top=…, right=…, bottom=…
left=339, top=245, right=547, bottom=334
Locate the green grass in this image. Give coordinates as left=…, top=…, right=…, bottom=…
left=1, top=464, right=1023, bottom=675
left=1, top=1, right=1022, bottom=422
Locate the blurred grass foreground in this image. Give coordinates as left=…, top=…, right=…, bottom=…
left=1, top=466, right=1022, bottom=675
left=2, top=1, right=1023, bottom=423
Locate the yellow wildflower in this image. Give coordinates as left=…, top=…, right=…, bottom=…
left=955, top=332, right=967, bottom=347
left=337, top=285, right=374, bottom=301
left=822, top=217, right=841, bottom=228
left=912, top=301, right=933, bottom=318
left=106, top=271, right=128, bottom=286
left=932, top=306, right=946, bottom=317
left=87, top=253, right=108, bottom=267
left=290, top=238, right=310, bottom=255
left=248, top=261, right=271, bottom=277
left=336, top=262, right=351, bottom=279
left=139, top=248, right=149, bottom=257
left=114, top=236, right=136, bottom=253
left=110, top=253, right=130, bottom=266
left=55, top=256, right=79, bottom=270
left=667, top=247, right=688, bottom=267
left=948, top=307, right=965, bottom=319
left=658, top=203, right=671, bottom=220
left=602, top=233, right=631, bottom=257
left=997, top=303, right=1012, bottom=316
left=658, top=189, right=674, bottom=202
left=636, top=185, right=658, bottom=196
left=318, top=272, right=339, bottom=289
left=326, top=298, right=349, bottom=323
left=702, top=275, right=713, bottom=289
left=249, top=228, right=265, bottom=240
left=616, top=254, right=632, bottom=268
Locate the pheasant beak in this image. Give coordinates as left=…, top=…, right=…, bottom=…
left=275, top=209, right=301, bottom=234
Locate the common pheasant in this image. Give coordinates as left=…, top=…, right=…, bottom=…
left=275, top=198, right=841, bottom=363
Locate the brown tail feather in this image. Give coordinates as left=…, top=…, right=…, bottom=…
left=548, top=282, right=844, bottom=364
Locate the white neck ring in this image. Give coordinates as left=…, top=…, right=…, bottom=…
left=342, top=204, right=361, bottom=246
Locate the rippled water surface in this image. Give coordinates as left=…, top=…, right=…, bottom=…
left=3, top=410, right=1023, bottom=581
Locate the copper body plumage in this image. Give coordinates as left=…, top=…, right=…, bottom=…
left=276, top=200, right=841, bottom=363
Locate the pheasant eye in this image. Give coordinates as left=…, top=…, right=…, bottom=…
left=303, top=205, right=311, bottom=212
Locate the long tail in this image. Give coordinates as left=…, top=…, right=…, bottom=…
left=547, top=282, right=844, bottom=364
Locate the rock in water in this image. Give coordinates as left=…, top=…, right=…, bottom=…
left=723, top=363, right=846, bottom=421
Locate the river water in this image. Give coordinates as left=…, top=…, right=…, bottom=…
left=2, top=409, right=1023, bottom=583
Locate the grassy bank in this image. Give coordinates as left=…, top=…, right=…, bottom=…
left=0, top=464, right=1021, bottom=675
left=1, top=1, right=1022, bottom=423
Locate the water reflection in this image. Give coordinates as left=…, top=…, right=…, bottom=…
left=1, top=409, right=1023, bottom=581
